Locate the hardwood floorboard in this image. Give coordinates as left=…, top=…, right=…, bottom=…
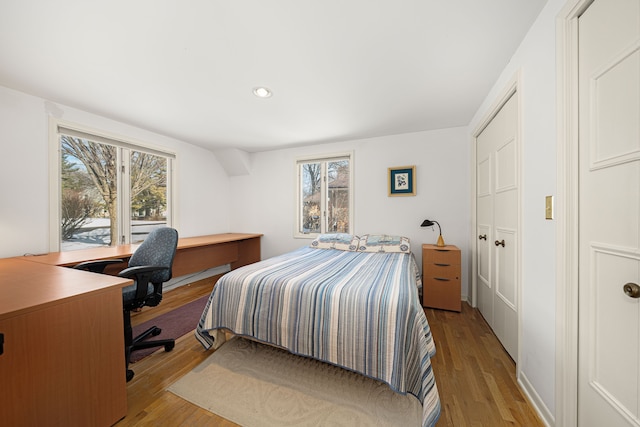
left=129, top=275, right=221, bottom=326
left=117, top=275, right=237, bottom=427
left=426, top=304, right=544, bottom=426
left=116, top=280, right=543, bottom=426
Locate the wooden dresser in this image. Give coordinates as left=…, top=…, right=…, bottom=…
left=422, top=244, right=461, bottom=312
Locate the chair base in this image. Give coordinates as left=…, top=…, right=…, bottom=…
left=129, top=325, right=175, bottom=354
left=124, top=320, right=175, bottom=382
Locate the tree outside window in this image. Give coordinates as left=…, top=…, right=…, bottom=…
left=297, top=155, right=352, bottom=237
left=58, top=131, right=172, bottom=251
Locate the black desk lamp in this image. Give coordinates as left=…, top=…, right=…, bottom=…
left=421, top=219, right=445, bottom=247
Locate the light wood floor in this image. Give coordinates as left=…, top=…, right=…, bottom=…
left=425, top=306, right=543, bottom=426
left=115, top=278, right=543, bottom=426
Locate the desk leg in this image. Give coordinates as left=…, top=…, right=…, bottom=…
left=231, top=237, right=261, bottom=270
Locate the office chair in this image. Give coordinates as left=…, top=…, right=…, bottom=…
left=74, top=227, right=179, bottom=382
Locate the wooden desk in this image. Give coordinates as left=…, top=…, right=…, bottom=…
left=24, top=232, right=262, bottom=277
left=0, top=258, right=131, bottom=426
left=170, top=233, right=262, bottom=276
left=2, top=232, right=262, bottom=426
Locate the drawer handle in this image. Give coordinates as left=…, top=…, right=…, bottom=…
left=434, top=263, right=451, bottom=267
left=495, top=239, right=505, bottom=247
left=479, top=234, right=487, bottom=240
left=434, top=277, right=451, bottom=281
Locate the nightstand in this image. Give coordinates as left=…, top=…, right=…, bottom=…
left=422, top=244, right=461, bottom=312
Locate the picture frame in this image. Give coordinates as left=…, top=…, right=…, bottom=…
left=388, top=165, right=416, bottom=196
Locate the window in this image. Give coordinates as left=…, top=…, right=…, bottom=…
left=296, top=153, right=353, bottom=237
left=52, top=123, right=175, bottom=251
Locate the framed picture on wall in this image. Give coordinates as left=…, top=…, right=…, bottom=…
left=388, top=165, right=416, bottom=196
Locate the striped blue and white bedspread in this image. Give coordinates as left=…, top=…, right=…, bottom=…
left=196, top=246, right=441, bottom=427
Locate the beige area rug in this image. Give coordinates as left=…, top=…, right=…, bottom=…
left=168, top=337, right=421, bottom=426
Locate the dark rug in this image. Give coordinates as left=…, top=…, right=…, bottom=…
left=130, top=295, right=209, bottom=362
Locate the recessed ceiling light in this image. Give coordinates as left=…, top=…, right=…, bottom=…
left=253, top=87, right=272, bottom=98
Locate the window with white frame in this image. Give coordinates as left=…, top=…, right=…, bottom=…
left=296, top=153, right=353, bottom=237
left=52, top=123, right=175, bottom=251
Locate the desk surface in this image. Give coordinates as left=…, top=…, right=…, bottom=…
left=21, top=232, right=262, bottom=267
left=0, top=258, right=132, bottom=320
left=3, top=232, right=262, bottom=321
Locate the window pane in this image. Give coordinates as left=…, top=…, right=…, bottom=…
left=327, top=160, right=350, bottom=233
left=60, top=135, right=117, bottom=251
left=130, top=151, right=168, bottom=243
left=300, top=162, right=322, bottom=234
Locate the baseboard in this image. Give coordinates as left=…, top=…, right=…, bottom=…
left=518, top=371, right=555, bottom=427
left=163, top=264, right=230, bottom=292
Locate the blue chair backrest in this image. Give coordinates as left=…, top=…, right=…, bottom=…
left=129, top=227, right=179, bottom=284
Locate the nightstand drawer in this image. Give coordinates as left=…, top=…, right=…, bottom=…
left=424, top=263, right=459, bottom=280
left=423, top=277, right=461, bottom=312
left=424, top=248, right=460, bottom=265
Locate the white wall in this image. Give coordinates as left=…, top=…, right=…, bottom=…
left=228, top=127, right=472, bottom=299
left=0, top=1, right=566, bottom=418
left=0, top=85, right=231, bottom=258
left=468, top=0, right=567, bottom=422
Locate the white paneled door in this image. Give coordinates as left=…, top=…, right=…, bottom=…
left=476, top=91, right=519, bottom=361
left=578, top=0, right=640, bottom=425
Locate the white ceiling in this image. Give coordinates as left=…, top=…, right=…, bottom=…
left=0, top=0, right=547, bottom=152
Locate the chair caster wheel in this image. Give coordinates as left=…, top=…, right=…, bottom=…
left=151, top=327, right=162, bottom=336
left=165, top=342, right=175, bottom=352
left=126, top=369, right=134, bottom=382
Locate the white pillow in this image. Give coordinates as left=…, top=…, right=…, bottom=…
left=310, top=233, right=359, bottom=251
left=358, top=234, right=411, bottom=253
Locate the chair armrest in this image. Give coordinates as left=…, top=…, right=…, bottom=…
left=73, top=259, right=124, bottom=273
left=119, top=265, right=169, bottom=303
left=117, top=265, right=168, bottom=279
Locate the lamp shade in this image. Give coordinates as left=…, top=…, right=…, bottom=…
left=420, top=219, right=445, bottom=247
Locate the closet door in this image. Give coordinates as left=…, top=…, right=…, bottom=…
left=577, top=0, right=640, bottom=424
left=476, top=91, right=519, bottom=361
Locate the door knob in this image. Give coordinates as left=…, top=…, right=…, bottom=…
left=479, top=234, right=487, bottom=240
left=623, top=283, right=640, bottom=299
left=494, top=240, right=505, bottom=247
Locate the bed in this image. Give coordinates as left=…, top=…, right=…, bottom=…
left=195, top=234, right=441, bottom=427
